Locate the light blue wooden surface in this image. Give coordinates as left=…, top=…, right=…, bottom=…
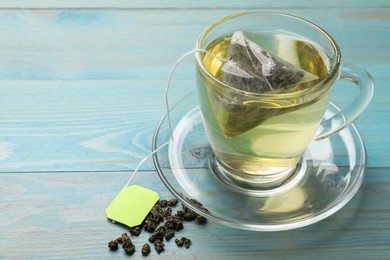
left=0, top=1, right=389, bottom=259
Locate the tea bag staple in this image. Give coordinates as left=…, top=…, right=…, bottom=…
left=211, top=31, right=318, bottom=137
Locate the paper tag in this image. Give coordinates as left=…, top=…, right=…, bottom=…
left=106, top=185, right=159, bottom=227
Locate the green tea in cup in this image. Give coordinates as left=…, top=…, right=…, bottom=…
left=195, top=12, right=373, bottom=191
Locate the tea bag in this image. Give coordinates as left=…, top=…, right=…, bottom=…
left=222, top=31, right=318, bottom=93
left=211, top=31, right=319, bottom=137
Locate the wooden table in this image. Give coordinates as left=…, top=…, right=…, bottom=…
left=1, top=1, right=389, bottom=259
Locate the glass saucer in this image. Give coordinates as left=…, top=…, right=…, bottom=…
left=152, top=90, right=366, bottom=231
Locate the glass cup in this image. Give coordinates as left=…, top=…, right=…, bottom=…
left=195, top=12, right=373, bottom=192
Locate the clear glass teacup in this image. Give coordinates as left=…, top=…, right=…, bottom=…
left=195, top=12, right=373, bottom=192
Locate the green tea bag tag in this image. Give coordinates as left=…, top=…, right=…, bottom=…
left=106, top=185, right=159, bottom=227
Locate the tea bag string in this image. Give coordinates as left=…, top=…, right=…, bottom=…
left=123, top=48, right=227, bottom=189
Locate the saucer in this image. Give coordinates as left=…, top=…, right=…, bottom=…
left=152, top=90, right=366, bottom=231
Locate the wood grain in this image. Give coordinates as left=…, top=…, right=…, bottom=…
left=0, top=2, right=389, bottom=259
left=0, top=0, right=389, bottom=9
left=0, top=170, right=389, bottom=259
left=0, top=8, right=388, bottom=172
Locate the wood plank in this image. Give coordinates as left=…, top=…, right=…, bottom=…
left=0, top=80, right=167, bottom=172
left=0, top=8, right=388, bottom=171
left=0, top=8, right=388, bottom=79
left=0, top=0, right=389, bottom=9
left=0, top=169, right=389, bottom=259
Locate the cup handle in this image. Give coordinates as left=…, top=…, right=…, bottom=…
left=313, top=64, right=374, bottom=141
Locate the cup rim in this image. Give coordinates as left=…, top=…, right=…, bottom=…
left=195, top=11, right=341, bottom=98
